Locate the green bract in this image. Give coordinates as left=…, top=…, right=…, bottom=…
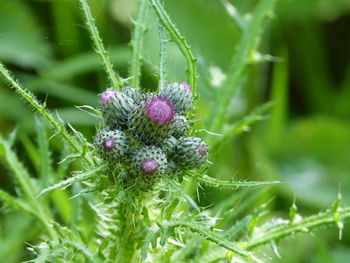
left=171, top=115, right=190, bottom=138
left=160, top=136, right=178, bottom=156
left=132, top=146, right=167, bottom=177
left=100, top=88, right=137, bottom=128
left=174, top=136, right=208, bottom=169
left=160, top=82, right=193, bottom=114
left=128, top=95, right=175, bottom=144
left=94, top=128, right=130, bottom=161
left=121, top=86, right=142, bottom=103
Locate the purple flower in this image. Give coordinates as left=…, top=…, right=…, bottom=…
left=140, top=159, right=158, bottom=174
left=103, top=139, right=115, bottom=150
left=179, top=82, right=192, bottom=92
left=100, top=89, right=116, bottom=105
left=145, top=96, right=175, bottom=124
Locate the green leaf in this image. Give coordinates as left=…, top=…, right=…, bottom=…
left=0, top=135, right=38, bottom=200
left=163, top=220, right=252, bottom=258
left=141, top=229, right=158, bottom=261
left=35, top=117, right=52, bottom=186
left=168, top=180, right=200, bottom=213
left=244, top=205, right=350, bottom=250
left=0, top=189, right=34, bottom=215
left=37, top=164, right=107, bottom=197
left=193, top=174, right=282, bottom=190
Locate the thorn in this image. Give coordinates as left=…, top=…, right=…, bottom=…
left=271, top=240, right=281, bottom=258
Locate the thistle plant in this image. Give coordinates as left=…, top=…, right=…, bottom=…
left=0, top=0, right=350, bottom=262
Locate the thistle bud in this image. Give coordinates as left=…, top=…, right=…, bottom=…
left=128, top=95, right=175, bottom=144
left=160, top=136, right=178, bottom=156
left=160, top=82, right=193, bottom=114
left=174, top=137, right=208, bottom=169
left=132, top=146, right=167, bottom=177
left=94, top=128, right=130, bottom=161
left=99, top=88, right=137, bottom=128
left=121, top=86, right=141, bottom=103
left=171, top=115, right=190, bottom=138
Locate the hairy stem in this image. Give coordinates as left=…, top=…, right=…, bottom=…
left=129, top=0, right=148, bottom=88
left=79, top=0, right=124, bottom=89
left=115, top=197, right=145, bottom=263
left=149, top=0, right=197, bottom=95
left=158, top=24, right=167, bottom=90
left=193, top=174, right=281, bottom=189
left=244, top=206, right=350, bottom=249
left=0, top=63, right=95, bottom=167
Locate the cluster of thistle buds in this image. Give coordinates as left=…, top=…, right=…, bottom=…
left=94, top=82, right=208, bottom=186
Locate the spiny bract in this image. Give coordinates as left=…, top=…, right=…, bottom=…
left=128, top=94, right=175, bottom=144
left=160, top=82, right=193, bottom=115
left=174, top=136, right=208, bottom=169
left=171, top=115, right=190, bottom=138
left=121, top=86, right=142, bottom=102
left=99, top=88, right=137, bottom=128
left=132, top=146, right=167, bottom=177
left=94, top=128, right=130, bottom=161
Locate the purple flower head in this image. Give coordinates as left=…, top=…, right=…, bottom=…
left=103, top=139, right=115, bottom=151
left=198, top=144, right=208, bottom=156
left=140, top=159, right=158, bottom=174
left=100, top=89, right=116, bottom=105
left=180, top=82, right=192, bottom=92
left=145, top=96, right=175, bottom=124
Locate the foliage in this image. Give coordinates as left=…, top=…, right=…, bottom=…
left=1, top=0, right=350, bottom=262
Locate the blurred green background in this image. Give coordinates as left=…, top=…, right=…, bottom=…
left=0, top=0, right=350, bottom=262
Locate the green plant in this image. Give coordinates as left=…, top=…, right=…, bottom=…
left=0, top=0, right=349, bottom=262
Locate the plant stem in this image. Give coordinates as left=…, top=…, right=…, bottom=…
left=129, top=0, right=148, bottom=88
left=115, top=197, right=144, bottom=263
left=149, top=0, right=197, bottom=95
left=79, top=0, right=124, bottom=89
left=0, top=63, right=95, bottom=167
left=209, top=0, right=277, bottom=133
left=244, top=206, right=350, bottom=249
left=158, top=24, right=167, bottom=90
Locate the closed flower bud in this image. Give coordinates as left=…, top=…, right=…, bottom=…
left=128, top=95, right=175, bottom=144
left=99, top=88, right=137, bottom=128
left=171, top=115, right=190, bottom=138
left=121, top=86, right=141, bottom=103
left=132, top=146, right=167, bottom=177
left=160, top=136, right=178, bottom=156
left=94, top=128, right=130, bottom=161
left=160, top=82, right=193, bottom=114
left=174, top=137, right=208, bottom=169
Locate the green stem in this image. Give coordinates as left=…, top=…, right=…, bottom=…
left=115, top=198, right=144, bottom=263
left=209, top=0, right=277, bottom=133
left=79, top=0, right=124, bottom=89
left=244, top=206, right=350, bottom=249
left=193, top=174, right=281, bottom=189
left=0, top=63, right=95, bottom=167
left=149, top=0, right=197, bottom=95
left=129, top=0, right=148, bottom=88
left=158, top=24, right=167, bottom=90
